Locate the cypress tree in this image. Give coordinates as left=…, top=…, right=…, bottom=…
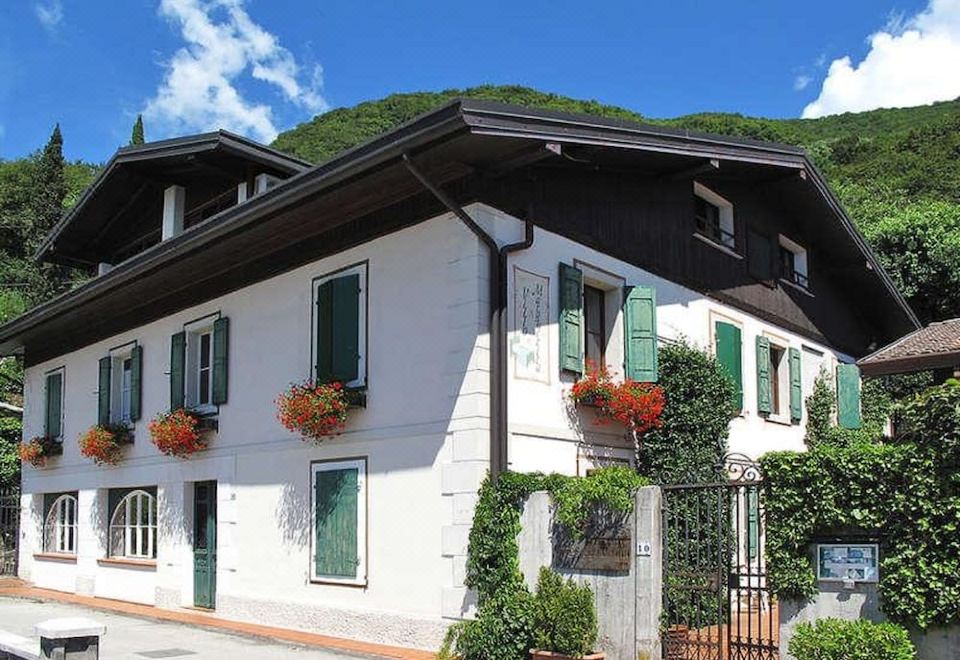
left=130, top=114, right=145, bottom=146
left=31, top=124, right=67, bottom=236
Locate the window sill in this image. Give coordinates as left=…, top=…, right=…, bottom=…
left=97, top=557, right=157, bottom=570
left=34, top=552, right=77, bottom=563
left=309, top=577, right=367, bottom=588
left=763, top=414, right=794, bottom=428
left=779, top=277, right=814, bottom=297
left=692, top=232, right=742, bottom=260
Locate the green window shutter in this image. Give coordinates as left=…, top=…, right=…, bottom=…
left=315, top=280, right=334, bottom=382
left=747, top=487, right=759, bottom=561
left=130, top=346, right=143, bottom=422
left=331, top=275, right=360, bottom=383
left=624, top=285, right=658, bottom=382
left=170, top=331, right=186, bottom=410
left=837, top=363, right=862, bottom=429
left=45, top=372, right=63, bottom=439
left=212, top=317, right=229, bottom=405
left=558, top=263, right=583, bottom=375
left=756, top=336, right=772, bottom=415
left=714, top=321, right=743, bottom=411
left=98, top=357, right=112, bottom=425
left=314, top=467, right=359, bottom=578
left=788, top=347, right=802, bottom=424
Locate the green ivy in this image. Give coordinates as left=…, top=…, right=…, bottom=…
left=762, top=381, right=960, bottom=628
left=441, top=467, right=649, bottom=660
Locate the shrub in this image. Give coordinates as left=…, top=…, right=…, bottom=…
left=441, top=589, right=535, bottom=660
left=788, top=618, right=916, bottom=660
left=532, top=567, right=598, bottom=657
left=896, top=378, right=960, bottom=462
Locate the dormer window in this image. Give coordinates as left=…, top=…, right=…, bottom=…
left=693, top=183, right=735, bottom=250
left=779, top=235, right=809, bottom=289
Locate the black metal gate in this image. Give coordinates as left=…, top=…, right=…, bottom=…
left=0, top=486, right=19, bottom=576
left=661, top=454, right=778, bottom=660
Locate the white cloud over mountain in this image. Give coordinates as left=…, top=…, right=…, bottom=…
left=802, top=0, right=960, bottom=118
left=144, top=0, right=328, bottom=143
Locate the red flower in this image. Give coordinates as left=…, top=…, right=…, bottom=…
left=570, top=366, right=665, bottom=435
left=149, top=409, right=205, bottom=458
left=18, top=437, right=51, bottom=468
left=275, top=381, right=350, bottom=443
left=78, top=424, right=131, bottom=466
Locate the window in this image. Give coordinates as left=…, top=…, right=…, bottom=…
left=313, top=264, right=367, bottom=388
left=757, top=336, right=802, bottom=424
left=693, top=183, right=735, bottom=249
left=120, top=357, right=133, bottom=422
left=44, top=370, right=64, bottom=441
left=778, top=235, right=809, bottom=288
left=173, top=316, right=228, bottom=412
left=44, top=494, right=78, bottom=554
left=311, top=459, right=366, bottom=584
left=583, top=285, right=606, bottom=370
left=109, top=489, right=157, bottom=560
left=769, top=344, right=786, bottom=417
left=101, top=346, right=142, bottom=425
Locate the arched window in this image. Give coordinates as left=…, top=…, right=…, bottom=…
left=109, top=490, right=156, bottom=559
left=44, top=494, right=78, bottom=554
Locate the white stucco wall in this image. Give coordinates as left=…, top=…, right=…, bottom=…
left=17, top=202, right=855, bottom=650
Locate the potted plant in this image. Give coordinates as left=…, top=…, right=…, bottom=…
left=148, top=409, right=207, bottom=458
left=78, top=423, right=134, bottom=466
left=276, top=380, right=351, bottom=443
left=530, top=567, right=603, bottom=660
left=570, top=366, right=665, bottom=435
left=18, top=436, right=62, bottom=468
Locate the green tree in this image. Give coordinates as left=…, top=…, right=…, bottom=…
left=130, top=114, right=145, bottom=146
left=31, top=124, right=67, bottom=238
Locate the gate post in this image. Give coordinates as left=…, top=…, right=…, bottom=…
left=634, top=486, right=662, bottom=660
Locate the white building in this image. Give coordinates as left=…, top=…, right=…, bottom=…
left=0, top=101, right=917, bottom=650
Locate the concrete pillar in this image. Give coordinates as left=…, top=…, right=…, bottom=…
left=161, top=185, right=185, bottom=240
left=634, top=486, right=662, bottom=660
left=35, top=618, right=105, bottom=660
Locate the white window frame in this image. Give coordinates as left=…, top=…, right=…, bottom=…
left=184, top=316, right=218, bottom=415
left=108, top=489, right=157, bottom=560
left=310, top=458, right=367, bottom=586
left=693, top=182, right=736, bottom=252
left=311, top=263, right=368, bottom=389
left=778, top=235, right=809, bottom=289
left=573, top=261, right=626, bottom=379
left=44, top=494, right=78, bottom=555
left=108, top=343, right=136, bottom=425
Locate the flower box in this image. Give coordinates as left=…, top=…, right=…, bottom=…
left=18, top=436, right=62, bottom=468
left=570, top=367, right=665, bottom=435
left=530, top=650, right=605, bottom=660
left=78, top=423, right=134, bottom=466
left=149, top=409, right=208, bottom=458
left=276, top=381, right=355, bottom=443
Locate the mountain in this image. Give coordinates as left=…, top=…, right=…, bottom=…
left=274, top=86, right=960, bottom=324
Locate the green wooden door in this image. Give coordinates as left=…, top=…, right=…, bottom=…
left=193, top=481, right=217, bottom=608
left=315, top=467, right=359, bottom=579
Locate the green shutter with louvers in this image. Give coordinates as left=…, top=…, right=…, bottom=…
left=747, top=487, right=759, bottom=561
left=314, top=467, right=359, bottom=578
left=331, top=275, right=360, bottom=383
left=756, top=336, right=772, bottom=415
left=714, top=321, right=743, bottom=411
left=130, top=346, right=143, bottom=421
left=45, top=372, right=62, bottom=439
left=98, top=357, right=112, bottom=425
left=837, top=363, right=862, bottom=429
left=624, top=285, right=658, bottom=382
left=170, top=331, right=186, bottom=410
left=212, top=317, right=229, bottom=405
left=315, top=280, right=333, bottom=382
left=788, top=347, right=802, bottom=424
left=558, top=263, right=583, bottom=375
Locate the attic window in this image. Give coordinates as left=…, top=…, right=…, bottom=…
left=693, top=183, right=735, bottom=250
left=254, top=173, right=282, bottom=195
left=779, top=235, right=809, bottom=289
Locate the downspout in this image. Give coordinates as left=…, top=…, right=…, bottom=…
left=402, top=154, right=534, bottom=481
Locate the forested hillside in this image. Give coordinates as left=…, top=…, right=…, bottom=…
left=0, top=85, right=958, bottom=485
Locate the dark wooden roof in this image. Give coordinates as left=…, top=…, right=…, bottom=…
left=36, top=131, right=312, bottom=267
left=859, top=318, right=960, bottom=376
left=0, top=99, right=919, bottom=363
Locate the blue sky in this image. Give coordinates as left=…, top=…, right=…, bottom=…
left=2, top=0, right=958, bottom=163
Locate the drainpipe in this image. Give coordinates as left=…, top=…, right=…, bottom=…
left=402, top=154, right=535, bottom=481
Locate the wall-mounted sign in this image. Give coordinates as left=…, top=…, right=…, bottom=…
left=556, top=536, right=632, bottom=571
left=817, top=544, right=879, bottom=583
left=511, top=267, right=550, bottom=383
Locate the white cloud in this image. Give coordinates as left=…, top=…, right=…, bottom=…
left=793, top=74, right=812, bottom=91
left=144, top=0, right=328, bottom=144
left=802, top=0, right=960, bottom=118
left=34, top=0, right=63, bottom=33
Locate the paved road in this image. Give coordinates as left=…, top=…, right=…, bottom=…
left=0, top=598, right=373, bottom=660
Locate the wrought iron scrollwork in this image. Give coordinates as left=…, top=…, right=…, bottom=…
left=721, top=452, right=763, bottom=484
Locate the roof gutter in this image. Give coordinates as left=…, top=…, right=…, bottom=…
left=402, top=153, right=534, bottom=482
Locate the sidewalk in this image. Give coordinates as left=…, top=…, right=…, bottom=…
left=0, top=580, right=435, bottom=660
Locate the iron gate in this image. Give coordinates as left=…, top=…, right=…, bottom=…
left=661, top=454, right=778, bottom=660
left=0, top=486, right=19, bottom=576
